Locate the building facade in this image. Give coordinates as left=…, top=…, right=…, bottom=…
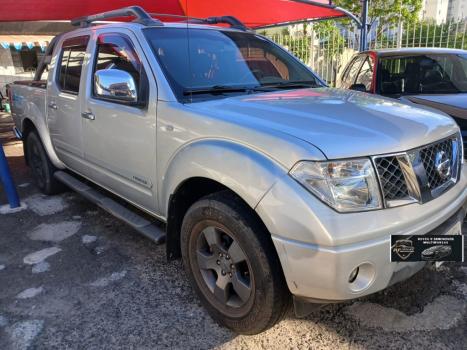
left=420, top=0, right=450, bottom=24
left=447, top=0, right=467, bottom=21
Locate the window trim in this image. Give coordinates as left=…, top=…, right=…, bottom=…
left=56, top=35, right=90, bottom=95
left=91, top=32, right=149, bottom=108
left=354, top=54, right=375, bottom=91
left=342, top=55, right=365, bottom=87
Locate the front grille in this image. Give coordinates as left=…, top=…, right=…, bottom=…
left=374, top=156, right=409, bottom=200
left=419, top=138, right=453, bottom=190
left=373, top=135, right=460, bottom=207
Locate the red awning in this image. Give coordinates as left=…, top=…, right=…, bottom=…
left=0, top=0, right=185, bottom=22
left=0, top=0, right=346, bottom=28
left=179, top=0, right=345, bottom=28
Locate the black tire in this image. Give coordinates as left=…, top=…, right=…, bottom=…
left=181, top=191, right=290, bottom=334
left=25, top=131, right=65, bottom=195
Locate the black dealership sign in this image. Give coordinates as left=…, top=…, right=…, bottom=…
left=391, top=235, right=464, bottom=262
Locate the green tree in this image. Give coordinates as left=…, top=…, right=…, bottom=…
left=403, top=21, right=467, bottom=49
left=333, top=0, right=423, bottom=28
left=313, top=21, right=346, bottom=60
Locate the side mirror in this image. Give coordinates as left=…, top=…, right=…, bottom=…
left=349, top=83, right=368, bottom=92
left=94, top=69, right=138, bottom=103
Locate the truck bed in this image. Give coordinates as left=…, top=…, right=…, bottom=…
left=9, top=80, right=47, bottom=135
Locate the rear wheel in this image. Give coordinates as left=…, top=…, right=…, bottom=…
left=181, top=191, right=289, bottom=334
left=26, top=131, right=64, bottom=195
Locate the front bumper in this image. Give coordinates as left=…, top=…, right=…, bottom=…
left=256, top=164, right=467, bottom=301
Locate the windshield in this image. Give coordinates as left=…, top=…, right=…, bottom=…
left=143, top=27, right=323, bottom=101
left=379, top=54, right=467, bottom=95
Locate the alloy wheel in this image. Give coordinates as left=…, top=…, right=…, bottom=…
left=195, top=225, right=253, bottom=308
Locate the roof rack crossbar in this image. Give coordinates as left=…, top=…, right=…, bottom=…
left=150, top=13, right=248, bottom=31
left=204, top=16, right=248, bottom=31
left=71, top=6, right=163, bottom=27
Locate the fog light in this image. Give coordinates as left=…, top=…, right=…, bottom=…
left=348, top=263, right=375, bottom=293
left=348, top=267, right=359, bottom=283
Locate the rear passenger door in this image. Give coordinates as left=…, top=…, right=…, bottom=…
left=81, top=30, right=158, bottom=211
left=47, top=35, right=89, bottom=171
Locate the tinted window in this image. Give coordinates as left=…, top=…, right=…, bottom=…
left=143, top=28, right=322, bottom=101
left=57, top=36, right=89, bottom=94
left=94, top=33, right=142, bottom=91
left=379, top=54, right=467, bottom=95
left=355, top=56, right=374, bottom=91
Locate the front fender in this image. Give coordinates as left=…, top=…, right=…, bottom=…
left=160, top=139, right=288, bottom=215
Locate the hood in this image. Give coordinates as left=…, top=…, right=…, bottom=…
left=405, top=94, right=467, bottom=120
left=187, top=88, right=459, bottom=159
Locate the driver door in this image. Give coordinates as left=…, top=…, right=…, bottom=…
left=81, top=30, right=158, bottom=211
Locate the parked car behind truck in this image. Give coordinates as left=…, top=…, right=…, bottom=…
left=9, top=7, right=467, bottom=334
left=339, top=48, right=467, bottom=157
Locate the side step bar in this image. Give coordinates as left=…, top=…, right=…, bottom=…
left=54, top=171, right=166, bottom=244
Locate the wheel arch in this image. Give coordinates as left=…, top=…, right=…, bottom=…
left=161, top=139, right=287, bottom=259
left=165, top=176, right=284, bottom=272
left=21, top=117, right=65, bottom=169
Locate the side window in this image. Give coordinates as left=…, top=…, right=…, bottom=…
left=57, top=36, right=89, bottom=94
left=354, top=56, right=374, bottom=91
left=342, top=56, right=363, bottom=87
left=379, top=57, right=414, bottom=95
left=93, top=33, right=144, bottom=99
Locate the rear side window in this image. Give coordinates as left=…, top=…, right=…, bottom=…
left=57, top=36, right=89, bottom=94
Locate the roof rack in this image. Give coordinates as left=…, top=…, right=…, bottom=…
left=193, top=16, right=248, bottom=31
left=71, top=6, right=163, bottom=27
left=149, top=13, right=249, bottom=31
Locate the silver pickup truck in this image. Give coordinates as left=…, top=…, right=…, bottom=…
left=8, top=6, right=466, bottom=335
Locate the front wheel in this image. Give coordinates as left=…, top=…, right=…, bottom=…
left=181, top=191, right=289, bottom=334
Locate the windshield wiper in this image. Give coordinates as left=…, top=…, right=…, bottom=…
left=183, top=85, right=257, bottom=95
left=261, top=80, right=320, bottom=89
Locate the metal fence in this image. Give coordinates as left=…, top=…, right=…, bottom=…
left=264, top=19, right=467, bottom=87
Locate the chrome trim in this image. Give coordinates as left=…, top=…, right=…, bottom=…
left=407, top=148, right=432, bottom=203
left=370, top=156, right=387, bottom=208
left=81, top=112, right=95, bottom=121
left=13, top=126, right=22, bottom=139
left=371, top=152, right=418, bottom=208
left=426, top=136, right=460, bottom=199
left=94, top=69, right=138, bottom=103
left=372, top=134, right=461, bottom=208
left=396, top=154, right=421, bottom=202
left=385, top=198, right=419, bottom=208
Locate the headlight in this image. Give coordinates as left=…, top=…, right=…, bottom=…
left=290, top=158, right=382, bottom=212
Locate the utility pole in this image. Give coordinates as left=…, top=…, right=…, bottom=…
left=359, top=0, right=369, bottom=51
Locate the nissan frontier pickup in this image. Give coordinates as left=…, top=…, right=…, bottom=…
left=8, top=6, right=466, bottom=334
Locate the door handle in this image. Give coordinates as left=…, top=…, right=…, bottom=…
left=81, top=112, right=95, bottom=121
left=48, top=102, right=57, bottom=110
